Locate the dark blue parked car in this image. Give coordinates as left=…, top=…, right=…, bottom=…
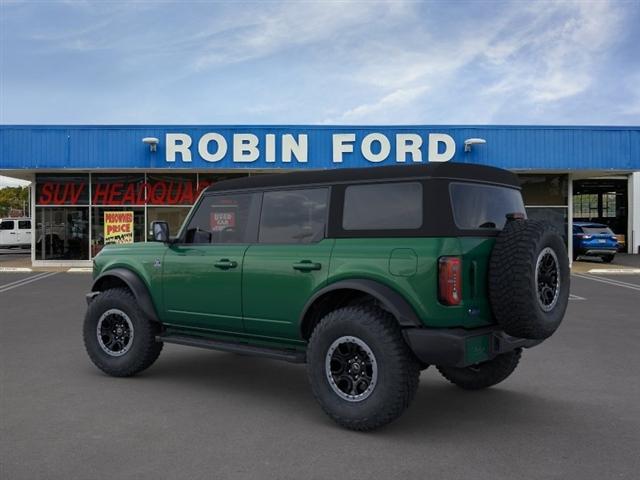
left=573, top=222, right=619, bottom=262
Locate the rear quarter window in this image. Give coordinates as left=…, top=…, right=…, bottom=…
left=450, top=182, right=525, bottom=230
left=342, top=182, right=422, bottom=230
left=582, top=226, right=614, bottom=235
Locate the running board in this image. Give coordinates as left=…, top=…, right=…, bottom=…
left=157, top=334, right=306, bottom=364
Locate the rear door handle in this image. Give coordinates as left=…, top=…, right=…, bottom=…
left=214, top=259, right=238, bottom=270
left=292, top=260, right=321, bottom=272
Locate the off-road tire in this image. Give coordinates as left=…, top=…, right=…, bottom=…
left=489, top=219, right=569, bottom=340
left=83, top=287, right=163, bottom=377
left=307, top=306, right=420, bottom=431
left=437, top=349, right=522, bottom=390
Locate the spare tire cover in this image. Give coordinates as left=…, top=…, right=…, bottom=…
left=489, top=219, right=569, bottom=340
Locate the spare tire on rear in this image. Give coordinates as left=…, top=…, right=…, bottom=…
left=489, top=219, right=569, bottom=340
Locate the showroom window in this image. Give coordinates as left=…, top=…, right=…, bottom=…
left=518, top=174, right=569, bottom=245
left=35, top=174, right=90, bottom=260
left=34, top=172, right=250, bottom=261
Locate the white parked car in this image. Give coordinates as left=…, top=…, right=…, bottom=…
left=0, top=217, right=32, bottom=248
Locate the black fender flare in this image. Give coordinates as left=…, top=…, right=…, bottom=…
left=90, top=268, right=160, bottom=323
left=299, top=279, right=422, bottom=335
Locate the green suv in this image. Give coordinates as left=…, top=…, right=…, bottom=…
left=84, top=163, right=569, bottom=430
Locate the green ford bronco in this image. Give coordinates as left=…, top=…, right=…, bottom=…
left=84, top=163, right=569, bottom=430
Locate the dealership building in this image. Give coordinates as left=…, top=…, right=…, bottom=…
left=1, top=125, right=639, bottom=267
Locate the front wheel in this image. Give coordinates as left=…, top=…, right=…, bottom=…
left=437, top=349, right=522, bottom=390
left=83, top=288, right=163, bottom=377
left=602, top=254, right=615, bottom=263
left=307, top=306, right=420, bottom=431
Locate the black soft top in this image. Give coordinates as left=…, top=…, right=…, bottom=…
left=205, top=163, right=520, bottom=193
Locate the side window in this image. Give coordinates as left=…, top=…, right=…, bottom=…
left=0, top=220, right=15, bottom=230
left=449, top=182, right=526, bottom=230
left=183, top=193, right=260, bottom=244
left=259, top=188, right=328, bottom=244
left=343, top=182, right=422, bottom=230
left=19, top=220, right=31, bottom=229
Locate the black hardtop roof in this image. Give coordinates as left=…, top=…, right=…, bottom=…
left=205, top=163, right=520, bottom=193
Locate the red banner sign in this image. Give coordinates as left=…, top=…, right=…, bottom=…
left=37, top=179, right=214, bottom=205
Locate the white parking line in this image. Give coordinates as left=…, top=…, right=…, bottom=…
left=588, top=268, right=640, bottom=274
left=572, top=273, right=640, bottom=292
left=0, top=271, right=51, bottom=290
left=0, top=272, right=58, bottom=294
left=569, top=294, right=586, bottom=300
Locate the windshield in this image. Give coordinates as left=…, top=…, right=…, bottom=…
left=450, top=182, right=525, bottom=230
left=581, top=226, right=614, bottom=235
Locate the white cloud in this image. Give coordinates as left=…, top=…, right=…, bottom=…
left=192, top=1, right=409, bottom=70
left=324, top=85, right=429, bottom=124
left=481, top=1, right=622, bottom=103
left=326, top=0, right=627, bottom=123
left=0, top=176, right=30, bottom=188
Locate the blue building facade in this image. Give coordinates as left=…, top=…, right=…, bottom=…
left=1, top=125, right=638, bottom=264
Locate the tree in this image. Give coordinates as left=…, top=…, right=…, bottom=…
left=0, top=187, right=29, bottom=217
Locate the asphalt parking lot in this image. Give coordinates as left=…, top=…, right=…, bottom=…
left=1, top=270, right=639, bottom=480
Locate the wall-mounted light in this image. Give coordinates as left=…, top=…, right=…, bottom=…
left=464, top=138, right=487, bottom=152
left=142, top=137, right=159, bottom=152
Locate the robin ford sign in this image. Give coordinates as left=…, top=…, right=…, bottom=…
left=165, top=132, right=456, bottom=165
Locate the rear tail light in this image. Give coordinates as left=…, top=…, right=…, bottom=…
left=438, top=256, right=462, bottom=306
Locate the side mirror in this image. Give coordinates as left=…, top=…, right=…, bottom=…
left=150, top=221, right=170, bottom=242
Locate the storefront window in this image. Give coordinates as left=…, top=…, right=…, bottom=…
left=519, top=174, right=568, bottom=206
left=147, top=174, right=198, bottom=205
left=147, top=206, right=191, bottom=238
left=33, top=172, right=251, bottom=262
left=91, top=207, right=145, bottom=257
left=36, top=174, right=89, bottom=205
left=35, top=207, right=89, bottom=260
left=92, top=174, right=146, bottom=206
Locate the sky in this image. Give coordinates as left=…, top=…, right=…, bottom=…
left=0, top=0, right=639, bottom=129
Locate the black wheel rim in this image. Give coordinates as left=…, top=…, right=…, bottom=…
left=535, top=247, right=560, bottom=312
left=325, top=336, right=377, bottom=402
left=96, top=309, right=134, bottom=357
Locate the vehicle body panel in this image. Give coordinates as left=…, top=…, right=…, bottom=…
left=162, top=243, right=249, bottom=334
left=242, top=239, right=334, bottom=342
left=327, top=237, right=494, bottom=329
left=92, top=242, right=167, bottom=312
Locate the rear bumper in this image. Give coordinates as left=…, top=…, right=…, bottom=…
left=402, top=326, right=541, bottom=368
left=578, top=248, right=617, bottom=256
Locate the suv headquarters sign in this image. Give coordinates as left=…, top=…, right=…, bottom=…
left=165, top=132, right=456, bottom=165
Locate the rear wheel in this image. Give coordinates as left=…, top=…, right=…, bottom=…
left=307, top=306, right=420, bottom=431
left=83, top=288, right=163, bottom=377
left=602, top=254, right=615, bottom=263
left=437, top=349, right=522, bottom=390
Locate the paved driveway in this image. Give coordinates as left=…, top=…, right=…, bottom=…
left=1, top=272, right=639, bottom=480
